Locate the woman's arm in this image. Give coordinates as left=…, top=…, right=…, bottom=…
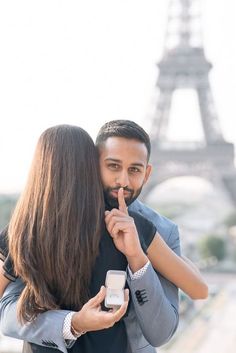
left=0, top=260, right=11, bottom=297
left=147, top=233, right=208, bottom=300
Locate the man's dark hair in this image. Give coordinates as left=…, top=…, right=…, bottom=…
left=96, top=120, right=151, bottom=161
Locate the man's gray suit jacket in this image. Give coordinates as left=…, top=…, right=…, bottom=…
left=0, top=200, right=180, bottom=353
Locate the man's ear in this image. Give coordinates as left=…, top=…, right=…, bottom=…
left=143, top=164, right=152, bottom=185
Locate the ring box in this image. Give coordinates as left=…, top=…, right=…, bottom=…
left=105, top=270, right=127, bottom=308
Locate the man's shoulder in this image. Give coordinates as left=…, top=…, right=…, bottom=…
left=129, top=200, right=178, bottom=241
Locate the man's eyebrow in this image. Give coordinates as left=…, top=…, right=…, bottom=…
left=130, top=163, right=145, bottom=168
left=104, top=158, right=122, bottom=163
left=104, top=158, right=145, bottom=168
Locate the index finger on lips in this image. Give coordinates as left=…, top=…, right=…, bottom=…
left=118, top=188, right=128, bottom=214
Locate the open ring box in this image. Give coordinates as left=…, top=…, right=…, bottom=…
left=105, top=270, right=127, bottom=308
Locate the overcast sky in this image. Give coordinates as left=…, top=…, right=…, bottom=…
left=0, top=0, right=235, bottom=193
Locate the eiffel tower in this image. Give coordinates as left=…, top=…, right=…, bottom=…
left=144, top=0, right=236, bottom=204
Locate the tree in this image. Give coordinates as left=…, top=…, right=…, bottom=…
left=198, top=235, right=226, bottom=261
left=225, top=212, right=236, bottom=228
left=0, top=195, right=18, bottom=229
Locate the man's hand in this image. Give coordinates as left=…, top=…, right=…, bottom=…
left=105, top=188, right=148, bottom=271
left=71, top=286, right=129, bottom=333
left=105, top=188, right=142, bottom=258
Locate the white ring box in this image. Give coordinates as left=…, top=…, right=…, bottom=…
left=105, top=270, right=127, bottom=308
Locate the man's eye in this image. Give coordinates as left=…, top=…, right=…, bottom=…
left=108, top=164, right=120, bottom=170
left=129, top=167, right=140, bottom=173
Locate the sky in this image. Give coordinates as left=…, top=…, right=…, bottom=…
left=0, top=0, right=235, bottom=193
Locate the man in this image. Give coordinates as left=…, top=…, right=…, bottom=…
left=0, top=120, right=180, bottom=353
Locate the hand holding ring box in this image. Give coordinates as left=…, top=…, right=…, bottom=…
left=105, top=270, right=127, bottom=308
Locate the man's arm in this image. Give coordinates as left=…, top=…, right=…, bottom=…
left=128, top=200, right=180, bottom=346
left=126, top=261, right=179, bottom=347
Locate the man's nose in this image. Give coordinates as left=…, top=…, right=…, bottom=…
left=115, top=171, right=129, bottom=188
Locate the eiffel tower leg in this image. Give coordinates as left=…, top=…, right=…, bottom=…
left=150, top=88, right=173, bottom=142
left=222, top=174, right=236, bottom=205
left=197, top=80, right=224, bottom=144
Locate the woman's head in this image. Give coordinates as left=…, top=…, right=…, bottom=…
left=26, top=124, right=103, bottom=224
left=9, top=125, right=104, bottom=321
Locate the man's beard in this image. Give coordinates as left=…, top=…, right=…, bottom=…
left=104, top=185, right=143, bottom=209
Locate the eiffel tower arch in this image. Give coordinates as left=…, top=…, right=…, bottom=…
left=143, top=0, right=236, bottom=204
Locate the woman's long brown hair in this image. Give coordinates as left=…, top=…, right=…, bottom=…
left=8, top=125, right=104, bottom=322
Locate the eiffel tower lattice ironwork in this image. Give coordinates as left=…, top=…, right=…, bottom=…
left=143, top=0, right=236, bottom=204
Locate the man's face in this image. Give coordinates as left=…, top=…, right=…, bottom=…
left=98, top=137, right=152, bottom=208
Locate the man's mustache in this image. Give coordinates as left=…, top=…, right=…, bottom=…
left=110, top=187, right=133, bottom=194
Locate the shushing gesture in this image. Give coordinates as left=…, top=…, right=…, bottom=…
left=105, top=188, right=144, bottom=260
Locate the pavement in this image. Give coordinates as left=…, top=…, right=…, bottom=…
left=158, top=275, right=236, bottom=353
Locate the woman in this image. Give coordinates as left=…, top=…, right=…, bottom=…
left=0, top=124, right=207, bottom=353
